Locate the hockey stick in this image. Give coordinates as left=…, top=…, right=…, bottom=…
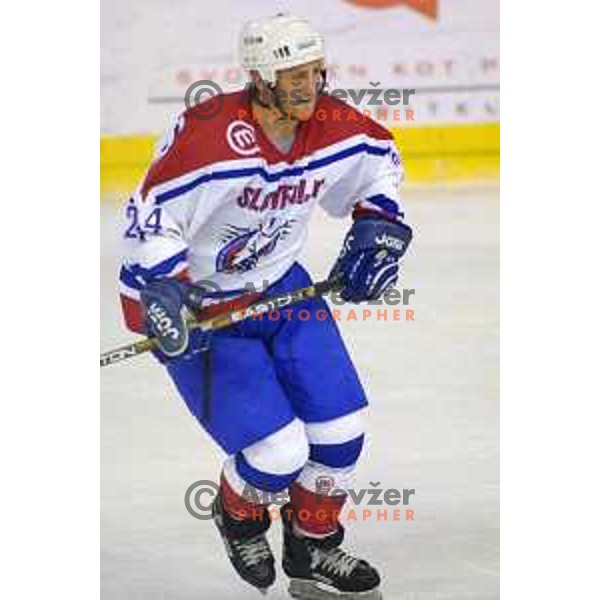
left=100, top=278, right=340, bottom=368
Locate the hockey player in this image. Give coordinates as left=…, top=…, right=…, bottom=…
left=119, top=14, right=412, bottom=599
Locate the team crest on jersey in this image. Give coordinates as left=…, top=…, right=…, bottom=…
left=227, top=120, right=260, bottom=156
left=216, top=217, right=295, bottom=273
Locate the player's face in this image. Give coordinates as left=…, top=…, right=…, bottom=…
left=275, top=59, right=325, bottom=120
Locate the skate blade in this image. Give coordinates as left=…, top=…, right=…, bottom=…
left=289, top=578, right=383, bottom=600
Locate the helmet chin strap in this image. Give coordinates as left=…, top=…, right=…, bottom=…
left=316, top=68, right=328, bottom=96
left=250, top=81, right=279, bottom=111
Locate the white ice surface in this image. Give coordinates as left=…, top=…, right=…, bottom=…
left=101, top=185, right=499, bottom=599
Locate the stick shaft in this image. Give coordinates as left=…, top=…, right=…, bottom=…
left=100, top=279, right=336, bottom=368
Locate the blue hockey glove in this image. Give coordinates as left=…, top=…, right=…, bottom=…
left=330, top=216, right=413, bottom=303
left=140, top=278, right=211, bottom=359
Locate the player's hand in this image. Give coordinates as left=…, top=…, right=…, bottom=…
left=140, top=279, right=211, bottom=358
left=329, top=215, right=412, bottom=303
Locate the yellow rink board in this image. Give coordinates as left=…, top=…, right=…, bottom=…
left=100, top=122, right=499, bottom=197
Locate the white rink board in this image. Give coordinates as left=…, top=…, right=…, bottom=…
left=101, top=0, right=499, bottom=134
left=101, top=186, right=499, bottom=599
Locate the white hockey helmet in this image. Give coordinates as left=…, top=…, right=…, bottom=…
left=239, top=14, right=325, bottom=84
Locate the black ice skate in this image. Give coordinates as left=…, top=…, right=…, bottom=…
left=280, top=504, right=383, bottom=599
left=211, top=493, right=276, bottom=593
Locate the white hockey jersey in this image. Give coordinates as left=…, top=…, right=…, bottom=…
left=119, top=91, right=405, bottom=332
